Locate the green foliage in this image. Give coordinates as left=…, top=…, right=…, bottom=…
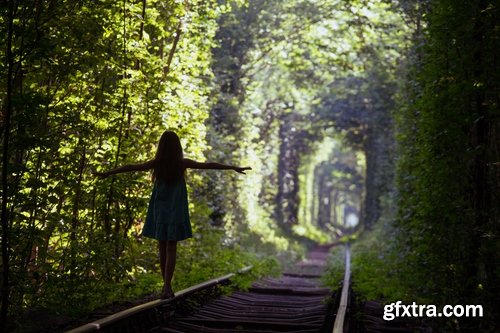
left=298, top=137, right=364, bottom=241
left=350, top=219, right=406, bottom=301
left=0, top=0, right=240, bottom=323
left=206, top=0, right=410, bottom=252
left=393, top=0, right=499, bottom=330
left=322, top=246, right=346, bottom=289
left=322, top=2, right=499, bottom=332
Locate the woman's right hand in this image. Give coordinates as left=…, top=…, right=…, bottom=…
left=233, top=167, right=252, bottom=174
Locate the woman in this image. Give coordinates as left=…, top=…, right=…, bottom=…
left=96, top=130, right=250, bottom=299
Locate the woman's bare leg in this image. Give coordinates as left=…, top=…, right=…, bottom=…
left=164, top=241, right=177, bottom=290
left=159, top=240, right=177, bottom=298
left=158, top=240, right=167, bottom=283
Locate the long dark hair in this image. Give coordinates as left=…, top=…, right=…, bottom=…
left=152, top=131, right=185, bottom=184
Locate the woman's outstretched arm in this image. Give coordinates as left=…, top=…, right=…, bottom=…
left=95, top=159, right=155, bottom=178
left=183, top=158, right=251, bottom=174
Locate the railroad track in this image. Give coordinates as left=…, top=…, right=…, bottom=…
left=65, top=244, right=352, bottom=333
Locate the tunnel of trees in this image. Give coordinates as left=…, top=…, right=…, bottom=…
left=1, top=0, right=498, bottom=332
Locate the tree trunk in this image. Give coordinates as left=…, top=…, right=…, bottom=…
left=164, top=23, right=182, bottom=76
left=1, top=1, right=16, bottom=329
left=70, top=143, right=87, bottom=274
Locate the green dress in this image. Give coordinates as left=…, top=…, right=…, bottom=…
left=142, top=179, right=192, bottom=241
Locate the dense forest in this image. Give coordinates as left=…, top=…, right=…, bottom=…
left=1, top=0, right=498, bottom=332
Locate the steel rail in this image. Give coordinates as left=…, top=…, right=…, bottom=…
left=332, top=243, right=351, bottom=333
left=64, top=266, right=252, bottom=333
